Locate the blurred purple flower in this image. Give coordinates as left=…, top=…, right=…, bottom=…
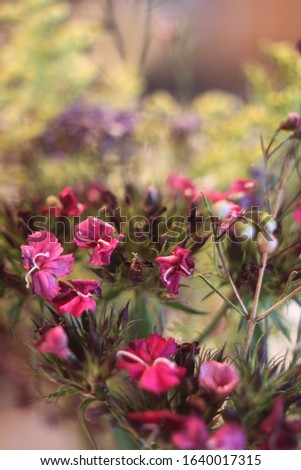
left=172, top=415, right=208, bottom=450
left=207, top=423, right=246, bottom=450
left=40, top=102, right=137, bottom=156
left=170, top=113, right=200, bottom=140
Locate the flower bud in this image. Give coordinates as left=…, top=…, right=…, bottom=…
left=259, top=212, right=277, bottom=234
left=258, top=232, right=278, bottom=254
left=234, top=220, right=257, bottom=241
left=279, top=112, right=301, bottom=131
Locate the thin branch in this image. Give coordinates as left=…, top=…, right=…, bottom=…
left=197, top=274, right=244, bottom=317
left=268, top=238, right=301, bottom=262
left=244, top=252, right=268, bottom=352
left=255, top=286, right=301, bottom=323
left=214, top=240, right=249, bottom=318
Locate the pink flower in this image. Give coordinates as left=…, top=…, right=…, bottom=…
left=293, top=206, right=301, bottom=228
left=155, top=246, right=195, bottom=294
left=35, top=325, right=72, bottom=360
left=117, top=333, right=186, bottom=394
left=167, top=173, right=199, bottom=202
left=207, top=423, right=246, bottom=450
left=199, top=360, right=239, bottom=398
left=74, top=217, right=123, bottom=265
left=52, top=279, right=101, bottom=317
left=21, top=231, right=74, bottom=300
left=206, top=178, right=257, bottom=208
left=172, top=415, right=208, bottom=450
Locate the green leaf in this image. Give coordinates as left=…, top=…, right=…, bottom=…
left=197, top=273, right=244, bottom=316
left=161, top=300, right=208, bottom=315
left=280, top=270, right=298, bottom=300
left=43, top=388, right=79, bottom=400
left=78, top=398, right=98, bottom=450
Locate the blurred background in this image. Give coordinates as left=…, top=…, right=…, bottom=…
left=1, top=0, right=301, bottom=449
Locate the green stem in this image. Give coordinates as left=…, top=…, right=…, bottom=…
left=255, top=285, right=301, bottom=323
left=215, top=241, right=249, bottom=318
left=244, top=253, right=268, bottom=354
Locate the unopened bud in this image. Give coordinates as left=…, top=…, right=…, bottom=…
left=234, top=221, right=257, bottom=241
left=258, top=232, right=278, bottom=254
left=259, top=212, right=277, bottom=234
left=279, top=112, right=301, bottom=131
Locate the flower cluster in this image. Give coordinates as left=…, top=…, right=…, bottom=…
left=2, top=115, right=299, bottom=450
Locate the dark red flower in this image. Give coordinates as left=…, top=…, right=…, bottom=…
left=52, top=279, right=101, bottom=317
left=35, top=326, right=72, bottom=360
left=74, top=217, right=124, bottom=265
left=128, top=409, right=183, bottom=433
left=155, top=246, right=195, bottom=294
left=21, top=231, right=74, bottom=300
left=42, top=187, right=85, bottom=217
left=117, top=333, right=186, bottom=394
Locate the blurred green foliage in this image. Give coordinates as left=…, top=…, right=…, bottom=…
left=0, top=0, right=101, bottom=153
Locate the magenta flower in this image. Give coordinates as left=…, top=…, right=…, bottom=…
left=52, top=279, right=101, bottom=317
left=117, top=333, right=186, bottom=394
left=206, top=178, right=257, bottom=208
left=293, top=206, right=301, bottom=228
left=74, top=217, right=124, bottom=265
left=167, top=173, right=199, bottom=202
left=35, top=326, right=72, bottom=360
left=172, top=415, right=208, bottom=450
left=207, top=423, right=246, bottom=450
left=155, top=246, right=195, bottom=294
left=199, top=360, right=239, bottom=398
left=21, top=231, right=74, bottom=300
